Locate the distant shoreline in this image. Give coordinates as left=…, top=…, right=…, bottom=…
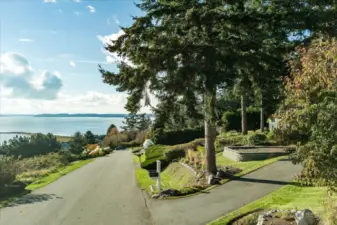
left=0, top=132, right=72, bottom=142
left=0, top=113, right=154, bottom=118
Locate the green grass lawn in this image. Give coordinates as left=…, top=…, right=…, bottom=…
left=0, top=158, right=94, bottom=208
left=216, top=153, right=286, bottom=183
left=161, top=162, right=196, bottom=190
left=208, top=184, right=328, bottom=225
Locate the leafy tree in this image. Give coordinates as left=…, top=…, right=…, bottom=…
left=278, top=37, right=337, bottom=188
left=106, top=124, right=118, bottom=136
left=84, top=131, right=96, bottom=144
left=99, top=0, right=337, bottom=174
left=69, top=132, right=86, bottom=154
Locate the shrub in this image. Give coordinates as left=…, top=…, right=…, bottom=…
left=149, top=127, right=204, bottom=145
left=0, top=133, right=61, bottom=158
left=144, top=145, right=167, bottom=160
left=17, top=152, right=69, bottom=172
left=0, top=155, right=19, bottom=186
left=222, top=108, right=267, bottom=132
left=164, top=147, right=186, bottom=162
left=216, top=131, right=269, bottom=147
left=247, top=133, right=268, bottom=145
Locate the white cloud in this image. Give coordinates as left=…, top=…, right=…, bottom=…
left=69, top=61, right=76, bottom=67
left=0, top=91, right=155, bottom=114
left=97, top=30, right=134, bottom=66
left=107, top=16, right=120, bottom=25
left=18, top=38, right=34, bottom=42
left=86, top=5, right=95, bottom=13
left=0, top=52, right=63, bottom=100
left=44, top=0, right=57, bottom=3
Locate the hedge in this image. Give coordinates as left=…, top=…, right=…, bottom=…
left=149, top=127, right=204, bottom=145
left=222, top=109, right=267, bottom=132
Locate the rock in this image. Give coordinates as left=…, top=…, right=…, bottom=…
left=216, top=170, right=231, bottom=179
left=257, top=214, right=266, bottom=225
left=152, top=194, right=160, bottom=199
left=295, top=209, right=316, bottom=225
left=207, top=174, right=220, bottom=185
left=264, top=212, right=272, bottom=218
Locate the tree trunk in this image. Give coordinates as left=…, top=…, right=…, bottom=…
left=241, top=94, right=248, bottom=135
left=204, top=88, right=217, bottom=175
left=260, top=98, right=264, bottom=132
left=204, top=120, right=217, bottom=175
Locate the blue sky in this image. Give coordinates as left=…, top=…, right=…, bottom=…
left=0, top=0, right=152, bottom=114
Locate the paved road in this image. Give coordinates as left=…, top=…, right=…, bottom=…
left=147, top=159, right=302, bottom=225
left=0, top=152, right=301, bottom=225
left=0, top=151, right=153, bottom=225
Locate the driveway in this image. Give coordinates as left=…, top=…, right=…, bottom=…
left=147, top=159, right=302, bottom=225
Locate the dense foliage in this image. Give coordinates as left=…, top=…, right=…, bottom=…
left=99, top=0, right=337, bottom=174
left=149, top=127, right=204, bottom=145
left=0, top=133, right=61, bottom=158
left=222, top=108, right=267, bottom=132
left=277, top=37, right=337, bottom=188
left=121, top=113, right=152, bottom=131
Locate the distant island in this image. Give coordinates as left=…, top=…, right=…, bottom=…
left=34, top=114, right=128, bottom=118
left=0, top=113, right=154, bottom=118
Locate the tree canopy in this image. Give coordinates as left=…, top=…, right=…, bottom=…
left=99, top=0, right=337, bottom=174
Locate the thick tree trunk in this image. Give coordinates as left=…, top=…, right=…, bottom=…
left=204, top=120, right=217, bottom=175
left=260, top=98, right=264, bottom=132
left=204, top=88, right=217, bottom=175
left=241, top=94, right=248, bottom=135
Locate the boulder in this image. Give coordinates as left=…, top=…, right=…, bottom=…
left=207, top=174, right=220, bottom=185
left=257, top=214, right=266, bottom=225
left=295, top=209, right=316, bottom=225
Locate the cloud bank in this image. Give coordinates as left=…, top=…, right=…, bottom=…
left=0, top=53, right=62, bottom=100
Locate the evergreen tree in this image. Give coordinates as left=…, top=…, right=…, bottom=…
left=69, top=132, right=86, bottom=154
left=84, top=131, right=96, bottom=144
left=99, top=0, right=337, bottom=174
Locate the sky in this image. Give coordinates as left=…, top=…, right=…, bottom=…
left=0, top=0, right=155, bottom=114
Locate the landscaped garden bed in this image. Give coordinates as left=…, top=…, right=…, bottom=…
left=132, top=137, right=288, bottom=199
left=207, top=184, right=335, bottom=225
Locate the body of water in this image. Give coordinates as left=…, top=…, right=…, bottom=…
left=0, top=116, right=125, bottom=143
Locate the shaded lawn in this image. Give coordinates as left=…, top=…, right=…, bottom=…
left=208, top=184, right=328, bottom=225
left=216, top=153, right=286, bottom=181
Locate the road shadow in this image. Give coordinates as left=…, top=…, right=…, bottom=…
left=7, top=193, right=62, bottom=207
left=230, top=176, right=298, bottom=186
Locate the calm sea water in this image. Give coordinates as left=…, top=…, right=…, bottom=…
left=0, top=116, right=125, bottom=143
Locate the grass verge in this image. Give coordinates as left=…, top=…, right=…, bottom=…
left=207, top=184, right=327, bottom=225
left=26, top=158, right=94, bottom=191
left=0, top=158, right=94, bottom=208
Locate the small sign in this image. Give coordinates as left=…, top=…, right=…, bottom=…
left=148, top=170, right=159, bottom=178
left=156, top=160, right=161, bottom=173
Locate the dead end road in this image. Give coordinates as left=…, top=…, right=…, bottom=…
left=0, top=151, right=301, bottom=225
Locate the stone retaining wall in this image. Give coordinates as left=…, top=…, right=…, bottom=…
left=222, top=146, right=291, bottom=162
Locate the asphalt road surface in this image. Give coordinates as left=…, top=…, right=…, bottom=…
left=0, top=151, right=153, bottom=225
left=0, top=152, right=301, bottom=225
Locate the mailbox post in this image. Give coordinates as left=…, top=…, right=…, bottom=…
left=156, top=160, right=161, bottom=190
